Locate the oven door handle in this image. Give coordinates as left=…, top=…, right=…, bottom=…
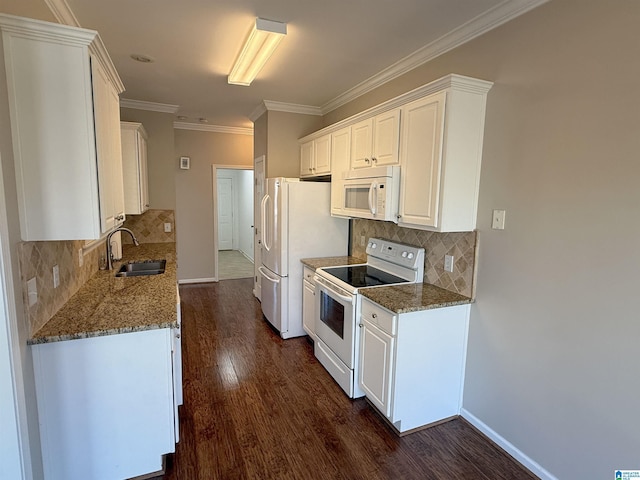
left=314, top=276, right=354, bottom=304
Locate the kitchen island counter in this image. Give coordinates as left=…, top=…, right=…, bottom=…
left=29, top=242, right=177, bottom=344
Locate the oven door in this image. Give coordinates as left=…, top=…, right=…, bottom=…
left=314, top=276, right=356, bottom=368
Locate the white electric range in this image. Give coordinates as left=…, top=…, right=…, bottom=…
left=313, top=238, right=425, bottom=398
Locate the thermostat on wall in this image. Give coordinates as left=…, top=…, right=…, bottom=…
left=180, top=156, right=190, bottom=169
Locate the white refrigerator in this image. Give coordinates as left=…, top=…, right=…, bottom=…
left=259, top=178, right=349, bottom=339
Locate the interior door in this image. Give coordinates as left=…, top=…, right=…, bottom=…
left=217, top=177, right=233, bottom=250
left=253, top=156, right=265, bottom=300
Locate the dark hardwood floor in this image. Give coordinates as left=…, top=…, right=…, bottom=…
left=164, top=279, right=536, bottom=480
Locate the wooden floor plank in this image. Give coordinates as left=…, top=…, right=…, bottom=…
left=163, top=279, right=537, bottom=480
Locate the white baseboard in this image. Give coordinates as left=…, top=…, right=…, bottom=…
left=178, top=277, right=217, bottom=284
left=239, top=249, right=254, bottom=263
left=460, top=408, right=557, bottom=480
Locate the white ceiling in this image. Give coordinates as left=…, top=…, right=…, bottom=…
left=2, top=0, right=547, bottom=129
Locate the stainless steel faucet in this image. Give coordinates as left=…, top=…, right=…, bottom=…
left=106, top=227, right=140, bottom=270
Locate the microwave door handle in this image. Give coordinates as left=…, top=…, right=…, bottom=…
left=368, top=182, right=377, bottom=216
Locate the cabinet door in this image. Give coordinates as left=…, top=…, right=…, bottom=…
left=330, top=127, right=350, bottom=216
left=137, top=132, right=150, bottom=212
left=372, top=109, right=400, bottom=166
left=300, top=141, right=314, bottom=177
left=359, top=318, right=395, bottom=417
left=302, top=279, right=316, bottom=339
left=350, top=118, right=373, bottom=169
left=92, top=57, right=125, bottom=233
left=398, top=92, right=446, bottom=229
left=314, top=134, right=332, bottom=175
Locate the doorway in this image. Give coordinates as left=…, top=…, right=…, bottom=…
left=212, top=166, right=254, bottom=281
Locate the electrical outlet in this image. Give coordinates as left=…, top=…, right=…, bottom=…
left=444, top=255, right=454, bottom=273
left=78, top=248, right=84, bottom=267
left=164, top=222, right=172, bottom=233
left=492, top=209, right=506, bottom=230
left=27, top=277, right=37, bottom=306
left=360, top=235, right=365, bottom=247
left=53, top=265, right=60, bottom=288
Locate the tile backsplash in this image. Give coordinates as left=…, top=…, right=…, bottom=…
left=351, top=219, right=478, bottom=298
left=121, top=209, right=175, bottom=244
left=18, top=240, right=101, bottom=335
left=18, top=209, right=176, bottom=336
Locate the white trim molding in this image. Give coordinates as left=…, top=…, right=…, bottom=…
left=44, top=0, right=80, bottom=27
left=263, top=101, right=322, bottom=116
left=321, top=0, right=549, bottom=114
left=249, top=100, right=322, bottom=123
left=173, top=122, right=253, bottom=136
left=178, top=278, right=217, bottom=285
left=120, top=99, right=180, bottom=114
left=460, top=408, right=558, bottom=480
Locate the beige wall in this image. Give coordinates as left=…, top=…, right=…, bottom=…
left=325, top=1, right=640, bottom=477
left=254, top=111, right=321, bottom=178
left=174, top=128, right=253, bottom=281
left=120, top=108, right=176, bottom=210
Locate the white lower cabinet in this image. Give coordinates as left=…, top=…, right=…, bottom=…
left=359, top=297, right=470, bottom=434
left=302, top=266, right=317, bottom=340
left=32, top=329, right=178, bottom=480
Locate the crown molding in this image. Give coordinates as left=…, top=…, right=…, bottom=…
left=301, top=74, right=492, bottom=143
left=120, top=99, right=180, bottom=114
left=249, top=103, right=267, bottom=123
left=44, top=0, right=81, bottom=27
left=321, top=0, right=549, bottom=114
left=249, top=100, right=321, bottom=123
left=173, top=122, right=253, bottom=136
left=263, top=100, right=322, bottom=116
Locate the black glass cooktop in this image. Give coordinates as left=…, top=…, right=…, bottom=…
left=322, top=265, right=408, bottom=288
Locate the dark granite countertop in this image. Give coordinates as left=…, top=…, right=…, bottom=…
left=300, top=256, right=366, bottom=270
left=360, top=282, right=472, bottom=314
left=29, top=243, right=178, bottom=345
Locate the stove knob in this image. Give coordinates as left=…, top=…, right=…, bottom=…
left=407, top=252, right=414, bottom=259
left=371, top=242, right=377, bottom=249
left=401, top=251, right=408, bottom=258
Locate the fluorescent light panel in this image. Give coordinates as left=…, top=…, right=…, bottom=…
left=228, top=18, right=287, bottom=86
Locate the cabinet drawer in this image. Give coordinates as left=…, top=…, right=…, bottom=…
left=303, top=266, right=316, bottom=284
left=361, top=298, right=396, bottom=336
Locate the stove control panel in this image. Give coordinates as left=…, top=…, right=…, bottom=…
left=366, top=238, right=424, bottom=269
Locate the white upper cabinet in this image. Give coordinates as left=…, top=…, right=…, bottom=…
left=330, top=127, right=351, bottom=217
left=0, top=15, right=125, bottom=240
left=121, top=122, right=150, bottom=215
left=398, top=77, right=492, bottom=232
left=350, top=109, right=400, bottom=169
left=300, top=134, right=331, bottom=178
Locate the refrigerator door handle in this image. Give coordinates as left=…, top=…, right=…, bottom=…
left=259, top=266, right=280, bottom=284
left=261, top=194, right=271, bottom=253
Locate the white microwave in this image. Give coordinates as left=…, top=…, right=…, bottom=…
left=341, top=165, right=400, bottom=222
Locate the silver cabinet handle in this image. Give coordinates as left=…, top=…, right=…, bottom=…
left=359, top=323, right=364, bottom=328
left=372, top=313, right=377, bottom=319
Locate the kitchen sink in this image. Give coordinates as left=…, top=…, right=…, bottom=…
left=115, top=259, right=166, bottom=277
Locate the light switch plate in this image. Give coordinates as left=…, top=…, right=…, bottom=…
left=444, top=255, right=454, bottom=273
left=78, top=248, right=84, bottom=267
left=53, top=265, right=60, bottom=288
left=492, top=209, right=506, bottom=230
left=27, top=277, right=37, bottom=306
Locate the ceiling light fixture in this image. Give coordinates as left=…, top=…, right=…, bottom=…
left=228, top=18, right=287, bottom=86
